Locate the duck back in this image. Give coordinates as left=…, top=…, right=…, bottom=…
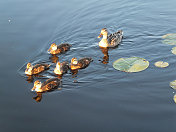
left=78, top=57, right=93, bottom=69
left=56, top=43, right=72, bottom=54
left=32, top=63, right=50, bottom=74
left=108, top=30, right=123, bottom=47
left=41, top=78, right=60, bottom=92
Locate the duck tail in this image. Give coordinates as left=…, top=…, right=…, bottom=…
left=117, top=30, right=123, bottom=35
left=88, top=57, right=93, bottom=62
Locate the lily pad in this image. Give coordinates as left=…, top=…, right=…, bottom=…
left=113, top=57, right=149, bottom=72
left=162, top=33, right=176, bottom=45
left=173, top=94, right=176, bottom=103
left=154, top=61, right=169, bottom=68
left=169, top=80, right=176, bottom=90
left=171, top=47, right=176, bottom=55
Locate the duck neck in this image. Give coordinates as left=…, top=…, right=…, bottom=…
left=102, top=34, right=108, bottom=39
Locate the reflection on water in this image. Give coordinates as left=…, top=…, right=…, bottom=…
left=33, top=92, right=42, bottom=102
left=71, top=69, right=78, bottom=77
left=99, top=47, right=109, bottom=64
left=32, top=86, right=62, bottom=103
left=26, top=75, right=34, bottom=83
left=49, top=55, right=59, bottom=63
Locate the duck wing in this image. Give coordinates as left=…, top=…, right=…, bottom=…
left=108, top=30, right=123, bottom=47
left=60, top=61, right=69, bottom=74
left=41, top=78, right=60, bottom=91
left=57, top=43, right=72, bottom=53
left=32, top=63, right=50, bottom=74
left=78, top=57, right=93, bottom=69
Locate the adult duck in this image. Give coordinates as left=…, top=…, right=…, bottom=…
left=70, top=57, right=93, bottom=70
left=25, top=63, right=50, bottom=76
left=54, top=61, right=69, bottom=75
left=31, top=78, right=61, bottom=93
left=48, top=43, right=71, bottom=55
left=98, top=28, right=123, bottom=48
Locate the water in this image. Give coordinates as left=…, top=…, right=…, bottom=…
left=1, top=0, right=176, bottom=131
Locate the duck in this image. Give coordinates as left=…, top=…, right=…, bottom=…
left=25, top=63, right=50, bottom=76
left=48, top=43, right=72, bottom=55
left=70, top=57, right=93, bottom=70
left=98, top=28, right=123, bottom=48
left=54, top=61, right=69, bottom=75
left=31, top=78, right=61, bottom=93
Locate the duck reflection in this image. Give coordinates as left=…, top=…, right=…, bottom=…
left=26, top=75, right=34, bottom=83
left=100, top=47, right=109, bottom=64
left=33, top=92, right=42, bottom=102
left=71, top=69, right=78, bottom=78
left=49, top=55, right=59, bottom=63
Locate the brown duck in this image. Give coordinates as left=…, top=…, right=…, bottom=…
left=54, top=61, right=69, bottom=75
left=31, top=78, right=61, bottom=93
left=70, top=57, right=93, bottom=70
left=48, top=43, right=71, bottom=55
left=25, top=63, right=50, bottom=76
left=98, top=28, right=123, bottom=48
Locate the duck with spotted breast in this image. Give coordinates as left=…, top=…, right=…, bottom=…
left=98, top=28, right=123, bottom=48
left=25, top=63, right=50, bottom=76
left=70, top=57, right=93, bottom=70
left=48, top=43, right=72, bottom=55
left=54, top=61, right=69, bottom=76
left=31, top=78, right=61, bottom=93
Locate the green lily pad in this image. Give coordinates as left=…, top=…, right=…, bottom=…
left=113, top=57, right=149, bottom=72
left=171, top=47, right=176, bottom=55
left=169, top=80, right=176, bottom=90
left=162, top=33, right=176, bottom=45
left=173, top=94, right=176, bottom=104
left=154, top=61, right=169, bottom=68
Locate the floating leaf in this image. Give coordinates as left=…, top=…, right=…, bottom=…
left=169, top=80, right=176, bottom=90
left=113, top=57, right=149, bottom=72
left=171, top=47, right=176, bottom=55
left=154, top=61, right=169, bottom=68
left=162, top=33, right=176, bottom=39
left=173, top=94, right=176, bottom=103
left=162, top=33, right=176, bottom=45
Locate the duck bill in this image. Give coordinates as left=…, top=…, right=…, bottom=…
left=48, top=48, right=51, bottom=52
left=98, top=33, right=103, bottom=38
left=31, top=87, right=35, bottom=91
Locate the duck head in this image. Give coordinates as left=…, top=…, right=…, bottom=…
left=25, top=63, right=33, bottom=75
left=71, top=58, right=78, bottom=65
left=98, top=28, right=108, bottom=38
left=48, top=43, right=57, bottom=52
left=31, top=80, right=42, bottom=92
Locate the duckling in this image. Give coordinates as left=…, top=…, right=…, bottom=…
left=70, top=57, right=93, bottom=70
left=25, top=63, right=50, bottom=76
left=54, top=61, right=69, bottom=75
left=31, top=78, right=61, bottom=93
left=98, top=28, right=123, bottom=48
left=48, top=43, right=71, bottom=55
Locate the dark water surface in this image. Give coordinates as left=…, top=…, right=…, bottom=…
left=1, top=0, right=176, bottom=131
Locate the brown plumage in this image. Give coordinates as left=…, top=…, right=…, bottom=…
left=25, top=63, right=50, bottom=75
left=48, top=43, right=72, bottom=55
left=70, top=57, right=93, bottom=70
left=31, top=78, right=61, bottom=93
left=98, top=28, right=123, bottom=48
